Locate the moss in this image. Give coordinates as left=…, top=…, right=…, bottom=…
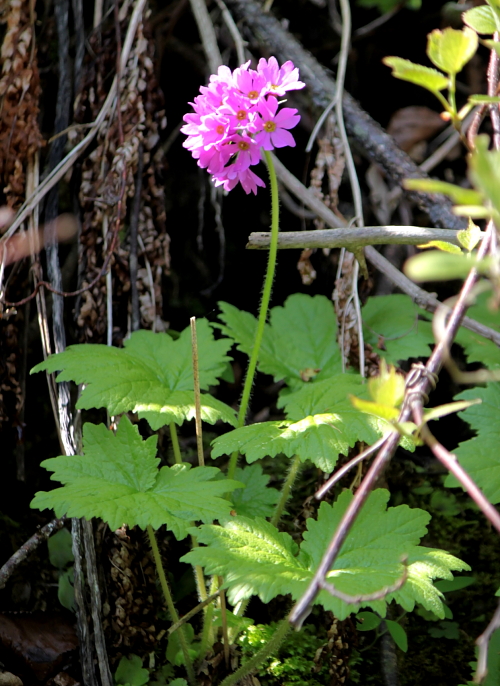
left=238, top=623, right=330, bottom=686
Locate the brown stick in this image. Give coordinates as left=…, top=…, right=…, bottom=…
left=0, top=517, right=66, bottom=589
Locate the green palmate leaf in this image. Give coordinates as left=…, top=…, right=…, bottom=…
left=455, top=291, right=500, bottom=367
left=183, top=489, right=468, bottom=620
left=231, top=464, right=280, bottom=519
left=31, top=323, right=236, bottom=429
left=362, top=294, right=434, bottom=363
left=404, top=250, right=490, bottom=282
left=445, top=385, right=500, bottom=502
left=382, top=57, right=448, bottom=94
left=463, top=5, right=499, bottom=34
left=403, top=178, right=483, bottom=205
left=212, top=375, right=411, bottom=472
left=31, top=417, right=243, bottom=538
left=469, top=135, right=500, bottom=220
left=218, top=294, right=342, bottom=389
left=427, top=27, right=478, bottom=75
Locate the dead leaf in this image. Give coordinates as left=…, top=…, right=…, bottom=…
left=387, top=106, right=445, bottom=154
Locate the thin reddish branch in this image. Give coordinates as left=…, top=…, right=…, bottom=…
left=319, top=558, right=408, bottom=605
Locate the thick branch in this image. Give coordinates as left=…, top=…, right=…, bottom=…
left=247, top=226, right=462, bottom=250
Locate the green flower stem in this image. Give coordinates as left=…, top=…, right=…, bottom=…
left=227, top=149, right=280, bottom=481
left=271, top=455, right=302, bottom=528
left=169, top=422, right=183, bottom=465
left=146, top=525, right=195, bottom=684
left=219, top=616, right=291, bottom=686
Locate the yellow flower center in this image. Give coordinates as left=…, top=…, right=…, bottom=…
left=236, top=110, right=247, bottom=120
left=264, top=121, right=276, bottom=133
left=248, top=90, right=259, bottom=99
left=238, top=141, right=250, bottom=151
left=216, top=124, right=225, bottom=134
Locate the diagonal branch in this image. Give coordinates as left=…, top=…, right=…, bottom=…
left=319, top=558, right=408, bottom=605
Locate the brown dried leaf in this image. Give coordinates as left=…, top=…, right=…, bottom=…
left=387, top=106, right=445, bottom=154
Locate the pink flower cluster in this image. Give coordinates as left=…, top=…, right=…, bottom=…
left=181, top=57, right=305, bottom=194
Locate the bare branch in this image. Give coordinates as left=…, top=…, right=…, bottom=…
left=247, top=226, right=464, bottom=251
left=0, top=517, right=66, bottom=589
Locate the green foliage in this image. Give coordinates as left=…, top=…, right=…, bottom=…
left=48, top=527, right=73, bottom=568
left=31, top=416, right=243, bottom=537
left=238, top=623, right=330, bottom=686
left=115, top=654, right=149, bottom=686
left=217, top=294, right=342, bottom=390
left=404, top=250, right=489, bottom=283
left=385, top=619, right=408, bottom=652
left=57, top=568, right=75, bottom=612
left=356, top=611, right=381, bottom=632
left=427, top=27, right=478, bottom=75
left=31, top=322, right=236, bottom=429
left=231, top=464, right=280, bottom=518
left=166, top=623, right=200, bottom=666
left=362, top=294, right=434, bottom=363
left=382, top=57, right=449, bottom=95
left=212, top=374, right=410, bottom=472
left=445, top=384, right=500, bottom=503
left=48, top=528, right=75, bottom=611
left=457, top=219, right=483, bottom=253
left=463, top=5, right=500, bottom=34
left=183, top=489, right=468, bottom=620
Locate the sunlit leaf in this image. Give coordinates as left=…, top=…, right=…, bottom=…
left=31, top=323, right=236, bottom=429
left=31, top=417, right=243, bottom=538
left=383, top=57, right=448, bottom=93
left=463, top=6, right=498, bottom=34
left=404, top=250, right=490, bottom=282
left=403, top=178, right=483, bottom=205
left=183, top=489, right=468, bottom=619
left=427, top=27, right=478, bottom=75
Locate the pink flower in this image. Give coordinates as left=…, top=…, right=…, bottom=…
left=256, top=57, right=305, bottom=96
left=213, top=166, right=266, bottom=195
left=182, top=57, right=305, bottom=194
left=254, top=97, right=300, bottom=150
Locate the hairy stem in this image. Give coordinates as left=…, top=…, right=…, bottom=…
left=199, top=575, right=218, bottom=657
left=219, top=616, right=291, bottom=686
left=271, top=455, right=302, bottom=528
left=146, top=525, right=195, bottom=683
left=227, top=149, right=280, bottom=480
left=169, top=422, right=183, bottom=465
